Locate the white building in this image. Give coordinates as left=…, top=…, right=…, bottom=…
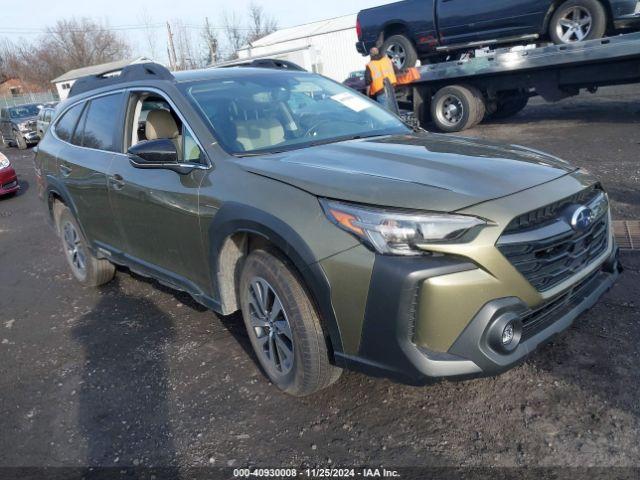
left=230, top=14, right=366, bottom=82
left=51, top=57, right=151, bottom=100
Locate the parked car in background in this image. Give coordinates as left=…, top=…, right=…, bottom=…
left=343, top=70, right=366, bottom=94
left=37, top=104, right=58, bottom=139
left=356, top=0, right=640, bottom=68
left=0, top=104, right=40, bottom=149
left=0, top=152, right=19, bottom=197
left=36, top=62, right=621, bottom=396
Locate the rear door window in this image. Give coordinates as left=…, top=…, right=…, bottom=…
left=78, top=93, right=124, bottom=152
left=55, top=103, right=85, bottom=143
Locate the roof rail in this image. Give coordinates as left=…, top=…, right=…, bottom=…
left=68, top=63, right=175, bottom=98
left=217, top=58, right=306, bottom=71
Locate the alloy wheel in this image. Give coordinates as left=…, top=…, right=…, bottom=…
left=63, top=221, right=87, bottom=277
left=386, top=43, right=407, bottom=69
left=247, top=277, right=295, bottom=376
left=556, top=6, right=593, bottom=42
left=437, top=95, right=465, bottom=127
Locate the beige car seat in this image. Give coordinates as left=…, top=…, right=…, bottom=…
left=236, top=119, right=285, bottom=151
left=145, top=110, right=182, bottom=158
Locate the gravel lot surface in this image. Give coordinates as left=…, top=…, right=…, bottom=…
left=0, top=85, right=638, bottom=475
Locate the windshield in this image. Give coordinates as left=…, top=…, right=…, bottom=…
left=181, top=71, right=410, bottom=155
left=9, top=105, right=40, bottom=119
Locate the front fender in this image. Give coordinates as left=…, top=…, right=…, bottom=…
left=208, top=202, right=345, bottom=356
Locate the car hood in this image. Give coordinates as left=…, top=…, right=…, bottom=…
left=237, top=134, right=577, bottom=212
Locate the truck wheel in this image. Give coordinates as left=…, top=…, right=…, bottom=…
left=56, top=204, right=116, bottom=287
left=549, top=0, right=607, bottom=44
left=14, top=130, right=27, bottom=150
left=383, top=34, right=418, bottom=69
left=239, top=249, right=342, bottom=396
left=431, top=85, right=486, bottom=133
left=490, top=96, right=529, bottom=120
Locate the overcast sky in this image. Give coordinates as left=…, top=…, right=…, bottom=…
left=1, top=0, right=385, bottom=63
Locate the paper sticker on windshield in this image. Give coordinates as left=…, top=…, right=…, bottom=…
left=330, top=92, right=372, bottom=112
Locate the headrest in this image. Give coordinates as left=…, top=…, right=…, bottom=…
left=146, top=109, right=179, bottom=140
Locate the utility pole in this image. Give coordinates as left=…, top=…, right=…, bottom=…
left=204, top=17, right=218, bottom=65
left=166, top=21, right=178, bottom=70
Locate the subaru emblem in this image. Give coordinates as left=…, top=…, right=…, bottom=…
left=569, top=205, right=594, bottom=232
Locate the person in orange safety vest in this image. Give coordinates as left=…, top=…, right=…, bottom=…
left=365, top=47, right=398, bottom=106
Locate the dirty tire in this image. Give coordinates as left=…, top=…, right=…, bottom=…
left=56, top=204, right=115, bottom=287
left=549, top=0, right=607, bottom=44
left=240, top=249, right=342, bottom=396
left=491, top=96, right=529, bottom=120
left=382, top=34, right=418, bottom=69
left=431, top=84, right=486, bottom=133
left=14, top=131, right=27, bottom=150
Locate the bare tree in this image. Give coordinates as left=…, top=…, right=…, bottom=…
left=222, top=11, right=247, bottom=60
left=202, top=18, right=219, bottom=66
left=1, top=17, right=131, bottom=88
left=139, top=9, right=160, bottom=60
left=246, top=2, right=278, bottom=44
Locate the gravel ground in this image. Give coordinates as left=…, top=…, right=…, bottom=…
left=0, top=85, right=639, bottom=475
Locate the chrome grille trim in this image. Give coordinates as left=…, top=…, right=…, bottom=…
left=498, top=190, right=610, bottom=293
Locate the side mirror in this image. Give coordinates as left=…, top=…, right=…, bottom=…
left=127, top=139, right=192, bottom=174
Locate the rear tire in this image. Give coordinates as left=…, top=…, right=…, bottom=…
left=431, top=84, right=486, bottom=133
left=549, top=0, right=607, bottom=44
left=56, top=204, right=116, bottom=287
left=490, top=95, right=529, bottom=120
left=240, top=249, right=342, bottom=396
left=382, top=34, right=418, bottom=69
left=14, top=131, right=27, bottom=150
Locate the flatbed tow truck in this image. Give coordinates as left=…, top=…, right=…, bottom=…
left=395, top=32, right=640, bottom=132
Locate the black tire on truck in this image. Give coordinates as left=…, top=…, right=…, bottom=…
left=382, top=34, right=418, bottom=69
left=549, top=0, right=607, bottom=44
left=430, top=84, right=486, bottom=133
left=490, top=95, right=529, bottom=120
left=239, top=249, right=342, bottom=396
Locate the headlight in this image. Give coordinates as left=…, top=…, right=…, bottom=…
left=320, top=199, right=487, bottom=256
left=0, top=155, right=10, bottom=170
left=18, top=122, right=31, bottom=131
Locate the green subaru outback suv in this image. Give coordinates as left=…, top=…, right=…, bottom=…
left=35, top=63, right=622, bottom=396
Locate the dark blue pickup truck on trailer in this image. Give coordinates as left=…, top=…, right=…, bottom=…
left=356, top=0, right=640, bottom=68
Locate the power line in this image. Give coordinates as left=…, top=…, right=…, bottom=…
left=0, top=23, right=255, bottom=35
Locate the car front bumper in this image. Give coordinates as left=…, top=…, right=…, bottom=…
left=332, top=247, right=621, bottom=385
left=23, top=130, right=40, bottom=144
left=0, top=168, right=19, bottom=196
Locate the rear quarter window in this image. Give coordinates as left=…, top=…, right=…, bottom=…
left=55, top=103, right=85, bottom=143
left=77, top=93, right=123, bottom=152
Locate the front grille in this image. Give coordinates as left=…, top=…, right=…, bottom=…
left=521, top=269, right=604, bottom=340
left=499, top=189, right=610, bottom=292
left=504, top=186, right=602, bottom=234
left=2, top=180, right=17, bottom=190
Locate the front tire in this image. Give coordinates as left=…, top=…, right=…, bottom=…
left=56, top=205, right=116, bottom=287
left=549, top=0, right=607, bottom=44
left=382, top=34, right=418, bottom=69
left=240, top=249, right=342, bottom=396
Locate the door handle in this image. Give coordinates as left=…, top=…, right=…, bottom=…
left=59, top=164, right=72, bottom=177
left=109, top=174, right=126, bottom=190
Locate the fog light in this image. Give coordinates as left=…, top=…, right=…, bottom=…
left=487, top=312, right=523, bottom=354
left=502, top=322, right=515, bottom=346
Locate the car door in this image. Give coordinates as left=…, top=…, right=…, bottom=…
left=54, top=93, right=126, bottom=252
left=107, top=89, right=210, bottom=290
left=437, top=0, right=550, bottom=45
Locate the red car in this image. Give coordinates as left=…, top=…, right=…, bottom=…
left=0, top=152, right=19, bottom=197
